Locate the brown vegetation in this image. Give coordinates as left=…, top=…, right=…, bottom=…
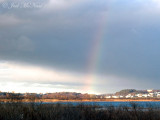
left=0, top=102, right=159, bottom=120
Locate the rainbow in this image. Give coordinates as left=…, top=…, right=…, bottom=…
left=84, top=14, right=108, bottom=93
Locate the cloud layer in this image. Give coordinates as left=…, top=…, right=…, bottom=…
left=0, top=0, right=160, bottom=93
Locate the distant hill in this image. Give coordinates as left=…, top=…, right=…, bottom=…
left=115, top=89, right=136, bottom=96
left=115, top=89, right=149, bottom=96
left=0, top=89, right=160, bottom=100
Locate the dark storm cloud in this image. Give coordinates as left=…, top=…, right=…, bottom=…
left=0, top=0, right=108, bottom=70
left=98, top=0, right=160, bottom=82
left=0, top=0, right=160, bottom=92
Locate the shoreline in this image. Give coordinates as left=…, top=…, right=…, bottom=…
left=1, top=99, right=160, bottom=102
left=38, top=99, right=160, bottom=102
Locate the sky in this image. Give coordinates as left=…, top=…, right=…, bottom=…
left=0, top=0, right=160, bottom=94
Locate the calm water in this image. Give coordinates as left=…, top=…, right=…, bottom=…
left=51, top=101, right=160, bottom=108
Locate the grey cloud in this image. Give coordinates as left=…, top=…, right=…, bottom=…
left=0, top=0, right=160, bottom=92
left=0, top=0, right=108, bottom=69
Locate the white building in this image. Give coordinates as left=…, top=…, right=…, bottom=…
left=126, top=94, right=133, bottom=98
left=135, top=94, right=143, bottom=98
left=142, top=94, right=149, bottom=97
left=119, top=96, right=124, bottom=98
left=147, top=89, right=153, bottom=93
left=112, top=96, right=119, bottom=98
left=105, top=96, right=111, bottom=98
left=156, top=92, right=160, bottom=98
left=149, top=93, right=154, bottom=97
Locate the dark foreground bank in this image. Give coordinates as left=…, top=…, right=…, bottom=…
left=0, top=102, right=160, bottom=120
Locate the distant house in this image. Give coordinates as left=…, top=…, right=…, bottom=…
left=126, top=94, right=132, bottom=98
left=149, top=93, right=154, bottom=97
left=147, top=89, right=153, bottom=93
left=142, top=94, right=149, bottom=97
left=135, top=94, right=143, bottom=98
left=157, top=94, right=160, bottom=98
left=119, top=96, right=124, bottom=98
left=156, top=92, right=160, bottom=97
left=112, top=96, right=119, bottom=98
left=105, top=96, right=111, bottom=98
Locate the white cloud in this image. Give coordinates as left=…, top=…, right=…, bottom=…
left=0, top=82, right=76, bottom=93
left=0, top=61, right=152, bottom=94
left=0, top=62, right=85, bottom=93
left=0, top=62, right=83, bottom=83
left=0, top=61, right=117, bottom=94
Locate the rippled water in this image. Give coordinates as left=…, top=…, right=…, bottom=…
left=51, top=101, right=160, bottom=108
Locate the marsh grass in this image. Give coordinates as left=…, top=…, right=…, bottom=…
left=0, top=102, right=159, bottom=120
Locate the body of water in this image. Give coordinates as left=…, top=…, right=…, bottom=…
left=52, top=101, right=160, bottom=108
